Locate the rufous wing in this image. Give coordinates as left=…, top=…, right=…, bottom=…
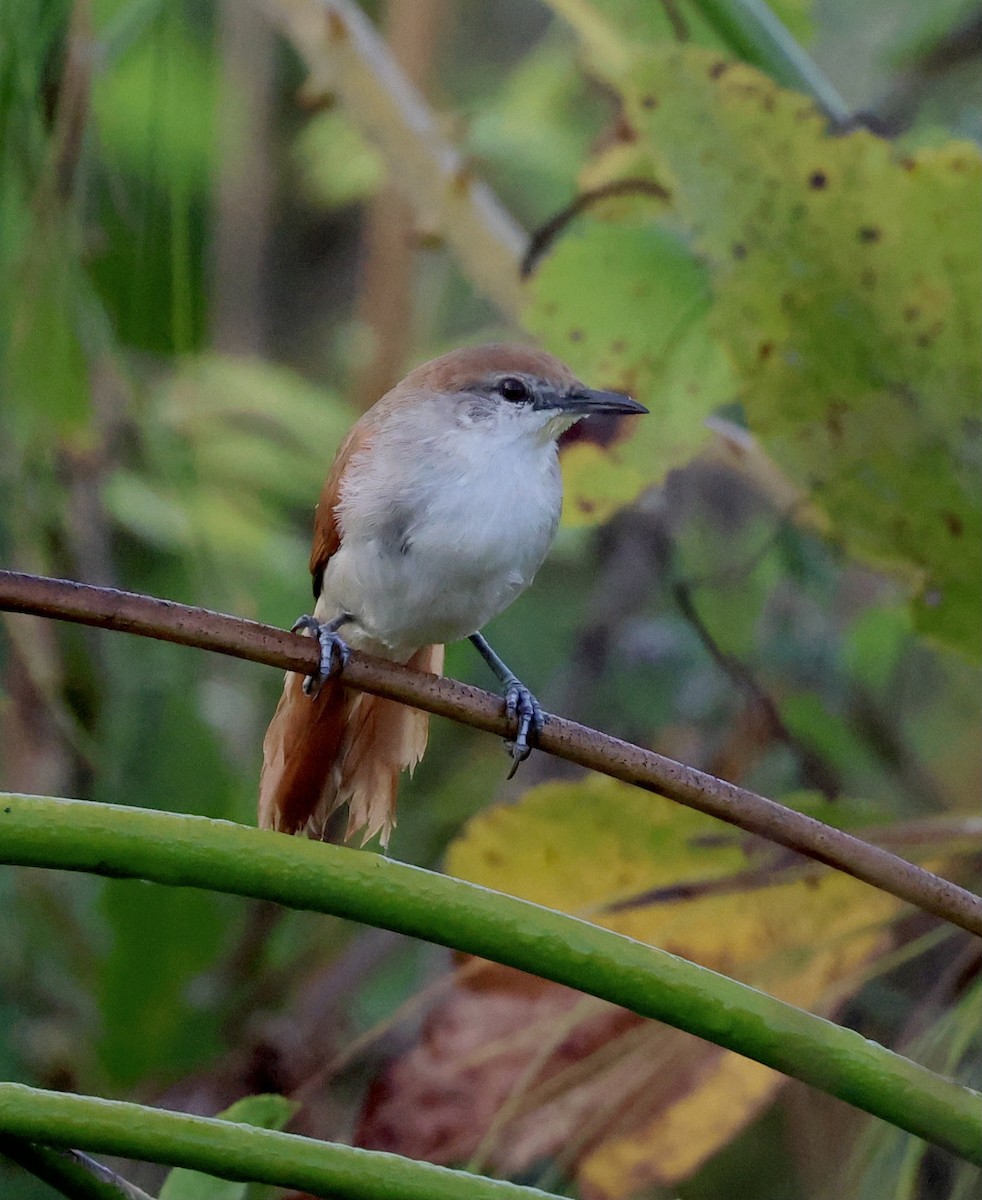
left=333, top=642, right=445, bottom=847
left=259, top=419, right=443, bottom=847
left=258, top=665, right=346, bottom=835
left=258, top=641, right=444, bottom=847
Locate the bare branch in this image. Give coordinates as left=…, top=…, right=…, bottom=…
left=0, top=568, right=980, bottom=938
left=0, top=1137, right=154, bottom=1200
left=258, top=0, right=526, bottom=316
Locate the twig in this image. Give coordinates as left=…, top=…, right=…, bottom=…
left=0, top=569, right=980, bottom=937
left=0, top=1083, right=562, bottom=1200
left=860, top=7, right=982, bottom=135
left=0, top=1137, right=153, bottom=1200
left=350, top=0, right=449, bottom=411
left=522, top=178, right=671, bottom=278
left=257, top=0, right=526, bottom=316
left=672, top=578, right=842, bottom=798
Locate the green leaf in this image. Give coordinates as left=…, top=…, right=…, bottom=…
left=543, top=0, right=815, bottom=82
left=95, top=652, right=237, bottom=1084
left=527, top=219, right=735, bottom=524
left=293, top=109, right=385, bottom=209
left=606, top=47, right=981, bottom=654
left=842, top=603, right=912, bottom=694
left=3, top=222, right=90, bottom=436
left=93, top=13, right=216, bottom=190
left=158, top=1095, right=297, bottom=1200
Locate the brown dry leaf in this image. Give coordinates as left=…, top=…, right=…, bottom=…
left=356, top=779, right=900, bottom=1195
left=357, top=965, right=646, bottom=1170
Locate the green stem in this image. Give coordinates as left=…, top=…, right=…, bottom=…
left=686, top=0, right=853, bottom=125
left=0, top=1085, right=558, bottom=1200
left=0, top=1137, right=153, bottom=1200
left=2, top=795, right=981, bottom=1163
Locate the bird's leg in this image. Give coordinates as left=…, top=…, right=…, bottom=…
left=469, top=632, right=545, bottom=777
left=292, top=613, right=352, bottom=697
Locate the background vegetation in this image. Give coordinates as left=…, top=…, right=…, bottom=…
left=1, top=1, right=980, bottom=1197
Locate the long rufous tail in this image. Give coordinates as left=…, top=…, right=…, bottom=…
left=258, top=643, right=444, bottom=848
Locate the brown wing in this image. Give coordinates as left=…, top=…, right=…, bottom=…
left=309, top=425, right=358, bottom=598
left=259, top=418, right=379, bottom=838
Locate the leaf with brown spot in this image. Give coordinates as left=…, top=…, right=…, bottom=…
left=613, top=49, right=982, bottom=655
left=527, top=220, right=735, bottom=526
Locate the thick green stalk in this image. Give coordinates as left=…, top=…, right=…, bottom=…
left=687, top=0, right=853, bottom=125
left=1, top=795, right=980, bottom=1163
left=0, top=1085, right=559, bottom=1200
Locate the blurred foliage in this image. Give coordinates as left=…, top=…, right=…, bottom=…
left=0, top=1, right=979, bottom=1199
left=528, top=48, right=981, bottom=655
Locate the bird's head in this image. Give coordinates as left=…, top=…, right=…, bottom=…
left=395, top=343, right=647, bottom=443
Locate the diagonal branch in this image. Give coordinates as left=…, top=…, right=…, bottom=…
left=684, top=0, right=854, bottom=127
left=0, top=1137, right=154, bottom=1200
left=0, top=569, right=980, bottom=936
left=258, top=0, right=526, bottom=316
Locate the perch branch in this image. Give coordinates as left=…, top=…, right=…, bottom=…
left=0, top=569, right=980, bottom=938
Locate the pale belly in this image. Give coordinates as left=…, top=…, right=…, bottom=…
left=317, top=447, right=562, bottom=658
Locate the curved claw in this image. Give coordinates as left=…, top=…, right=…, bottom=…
left=292, top=614, right=351, bottom=697
left=503, top=679, right=546, bottom=779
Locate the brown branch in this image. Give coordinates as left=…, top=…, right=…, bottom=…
left=521, top=178, right=671, bottom=278
left=0, top=569, right=980, bottom=939
left=350, top=0, right=449, bottom=412
left=672, top=578, right=842, bottom=799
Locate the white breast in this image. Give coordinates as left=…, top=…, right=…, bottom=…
left=317, top=402, right=563, bottom=658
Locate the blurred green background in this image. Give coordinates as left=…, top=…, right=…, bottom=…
left=1, top=1, right=980, bottom=1197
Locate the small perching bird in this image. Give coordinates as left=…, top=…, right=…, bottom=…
left=259, top=343, right=646, bottom=847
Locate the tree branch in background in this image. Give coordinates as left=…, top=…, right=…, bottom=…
left=861, top=6, right=982, bottom=135
left=0, top=569, right=980, bottom=937
left=672, top=578, right=843, bottom=799
left=350, top=0, right=449, bottom=411
left=258, top=0, right=526, bottom=317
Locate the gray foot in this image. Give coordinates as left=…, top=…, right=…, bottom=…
left=292, top=614, right=351, bottom=697
left=504, top=679, right=546, bottom=778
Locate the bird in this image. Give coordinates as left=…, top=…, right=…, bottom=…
left=258, top=343, right=646, bottom=848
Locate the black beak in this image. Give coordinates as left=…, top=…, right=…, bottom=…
left=553, top=387, right=648, bottom=417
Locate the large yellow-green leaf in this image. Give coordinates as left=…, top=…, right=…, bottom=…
left=544, top=0, right=814, bottom=81
left=527, top=219, right=735, bottom=524
left=613, top=49, right=981, bottom=653
left=447, top=779, right=896, bottom=980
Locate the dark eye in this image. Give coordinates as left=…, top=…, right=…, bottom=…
left=497, top=376, right=531, bottom=403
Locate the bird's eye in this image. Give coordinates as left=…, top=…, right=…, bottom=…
left=497, top=376, right=531, bottom=403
